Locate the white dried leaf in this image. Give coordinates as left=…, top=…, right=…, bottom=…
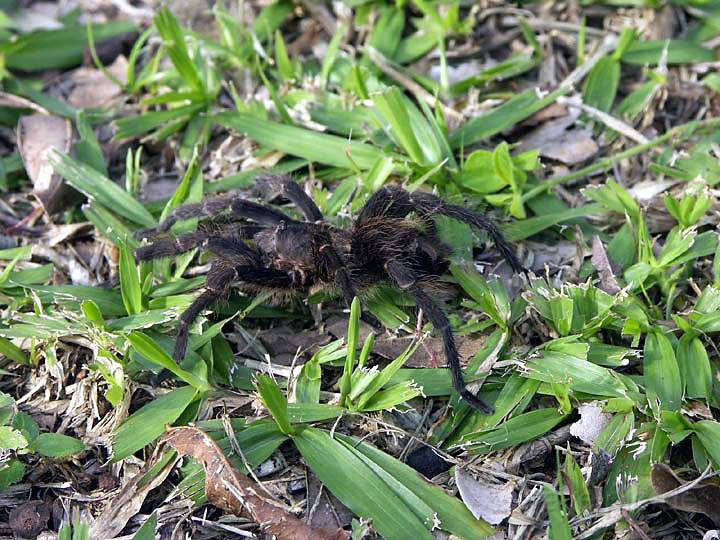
left=455, top=468, right=513, bottom=525
left=570, top=403, right=611, bottom=445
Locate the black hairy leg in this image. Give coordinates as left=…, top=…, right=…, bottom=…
left=135, top=228, right=263, bottom=263
left=135, top=194, right=295, bottom=240
left=174, top=263, right=295, bottom=363
left=136, top=176, right=524, bottom=414
left=386, top=259, right=495, bottom=414
left=255, top=174, right=324, bottom=222
left=410, top=286, right=493, bottom=414
left=359, top=186, right=525, bottom=275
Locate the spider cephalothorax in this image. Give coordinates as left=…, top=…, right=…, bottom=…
left=135, top=175, right=524, bottom=413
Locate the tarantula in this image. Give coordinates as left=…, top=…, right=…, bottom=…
left=134, top=175, right=523, bottom=413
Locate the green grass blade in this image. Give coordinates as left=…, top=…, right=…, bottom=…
left=113, top=385, right=198, bottom=461
left=50, top=151, right=155, bottom=227
left=215, top=111, right=391, bottom=170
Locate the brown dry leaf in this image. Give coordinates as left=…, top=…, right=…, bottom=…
left=455, top=468, right=514, bottom=525
left=570, top=403, right=612, bottom=446
left=591, top=236, right=621, bottom=295
left=164, top=426, right=350, bottom=540
left=89, top=452, right=177, bottom=538
left=68, top=56, right=129, bottom=110
left=17, top=113, right=74, bottom=214
left=257, top=326, right=333, bottom=366
left=306, top=472, right=354, bottom=530
left=651, top=463, right=720, bottom=525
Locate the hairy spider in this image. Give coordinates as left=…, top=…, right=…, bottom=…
left=134, top=175, right=523, bottom=413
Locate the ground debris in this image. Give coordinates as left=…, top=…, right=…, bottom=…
left=164, top=426, right=350, bottom=540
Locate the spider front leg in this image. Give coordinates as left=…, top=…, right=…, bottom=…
left=386, top=259, right=494, bottom=414
left=135, top=193, right=295, bottom=239
left=256, top=174, right=324, bottom=222
left=408, top=191, right=525, bottom=275
left=135, top=228, right=262, bottom=262
left=171, top=263, right=297, bottom=364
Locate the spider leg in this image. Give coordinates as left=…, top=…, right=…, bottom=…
left=257, top=174, right=324, bottom=222
left=386, top=259, right=494, bottom=414
left=358, top=187, right=523, bottom=275
left=408, top=191, right=525, bottom=275
left=135, top=229, right=261, bottom=263
left=135, top=193, right=295, bottom=239
left=172, top=263, right=234, bottom=364
left=172, top=263, right=296, bottom=364
left=357, top=186, right=413, bottom=223
left=315, top=234, right=382, bottom=329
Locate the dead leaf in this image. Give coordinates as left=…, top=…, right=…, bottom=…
left=651, top=463, right=720, bottom=525
left=164, top=426, right=349, bottom=540
left=17, top=114, right=75, bottom=214
left=0, top=92, right=48, bottom=114
left=517, top=99, right=598, bottom=165
left=455, top=468, right=514, bottom=525
left=89, top=452, right=177, bottom=538
left=68, top=56, right=129, bottom=110
left=306, top=472, right=354, bottom=530
left=539, top=127, right=599, bottom=165
left=522, top=102, right=570, bottom=126
left=591, top=236, right=621, bottom=294
left=570, top=403, right=612, bottom=446
left=13, top=3, right=63, bottom=32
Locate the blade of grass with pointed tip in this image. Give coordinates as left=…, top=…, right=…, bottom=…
left=293, top=427, right=436, bottom=540
left=51, top=151, right=155, bottom=227
left=450, top=87, right=566, bottom=148
left=215, top=112, right=390, bottom=170
left=113, top=385, right=198, bottom=461
left=256, top=374, right=294, bottom=435
left=644, top=330, right=682, bottom=412
left=0, top=337, right=28, bottom=365
left=622, top=39, right=715, bottom=65
left=544, top=485, right=573, bottom=540
left=465, top=408, right=568, bottom=453
left=128, top=332, right=210, bottom=391
left=335, top=432, right=495, bottom=538
left=119, top=243, right=143, bottom=315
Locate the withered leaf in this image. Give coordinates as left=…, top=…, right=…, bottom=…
left=89, top=452, right=177, bottom=539
left=455, top=468, right=514, bottom=525
left=651, top=463, right=720, bottom=525
left=164, top=426, right=349, bottom=540
left=68, top=56, right=129, bottom=110
left=591, top=236, right=621, bottom=294
left=17, top=114, right=75, bottom=214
